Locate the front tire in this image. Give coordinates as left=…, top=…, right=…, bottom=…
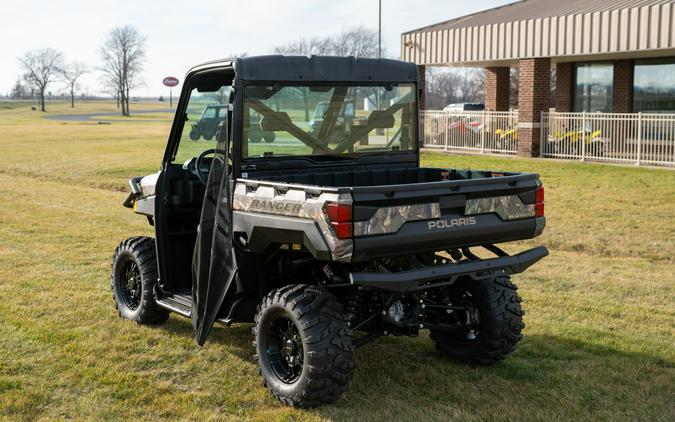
left=253, top=285, right=353, bottom=407
left=111, top=237, right=169, bottom=324
left=430, top=276, right=524, bottom=365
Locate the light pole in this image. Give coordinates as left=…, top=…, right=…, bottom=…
left=378, top=0, right=382, bottom=59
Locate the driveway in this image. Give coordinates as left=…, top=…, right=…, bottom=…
left=44, top=108, right=174, bottom=123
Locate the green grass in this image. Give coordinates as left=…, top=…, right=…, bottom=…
left=0, top=101, right=673, bottom=421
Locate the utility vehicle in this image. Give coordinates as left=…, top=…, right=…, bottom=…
left=310, top=99, right=355, bottom=142
left=189, top=104, right=226, bottom=140
left=191, top=105, right=275, bottom=143
left=113, top=55, right=548, bottom=407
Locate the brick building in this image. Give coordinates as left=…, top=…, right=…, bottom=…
left=401, top=0, right=675, bottom=157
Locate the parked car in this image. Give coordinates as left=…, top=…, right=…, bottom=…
left=443, top=103, right=485, bottom=112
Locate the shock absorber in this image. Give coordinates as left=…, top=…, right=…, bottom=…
left=342, top=289, right=365, bottom=329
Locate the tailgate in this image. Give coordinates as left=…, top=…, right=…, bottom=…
left=350, top=173, right=545, bottom=262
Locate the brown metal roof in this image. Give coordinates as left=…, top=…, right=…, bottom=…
left=403, top=0, right=672, bottom=34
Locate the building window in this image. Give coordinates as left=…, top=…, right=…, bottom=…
left=574, top=63, right=613, bottom=112
left=633, top=58, right=675, bottom=113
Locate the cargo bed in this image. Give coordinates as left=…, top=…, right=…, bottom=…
left=243, top=165, right=545, bottom=262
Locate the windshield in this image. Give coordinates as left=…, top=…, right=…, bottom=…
left=170, top=85, right=230, bottom=164
left=242, top=83, right=417, bottom=158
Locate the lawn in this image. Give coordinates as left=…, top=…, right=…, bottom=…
left=0, top=101, right=673, bottom=421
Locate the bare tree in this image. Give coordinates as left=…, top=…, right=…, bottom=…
left=60, top=62, right=87, bottom=108
left=273, top=27, right=381, bottom=120
left=331, top=25, right=381, bottom=58
left=426, top=68, right=464, bottom=109
left=425, top=68, right=487, bottom=109
left=100, top=77, right=121, bottom=108
left=100, top=26, right=146, bottom=116
left=464, top=69, right=485, bottom=103
left=10, top=78, right=29, bottom=99
left=274, top=26, right=381, bottom=58
left=273, top=37, right=333, bottom=56
left=19, top=48, right=63, bottom=112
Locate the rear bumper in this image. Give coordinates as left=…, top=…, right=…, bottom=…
left=349, top=246, right=549, bottom=292
left=122, top=176, right=144, bottom=208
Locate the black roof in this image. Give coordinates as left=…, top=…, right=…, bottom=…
left=231, top=55, right=419, bottom=83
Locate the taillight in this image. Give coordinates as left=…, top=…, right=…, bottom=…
left=324, top=202, right=353, bottom=239
left=535, top=186, right=545, bottom=217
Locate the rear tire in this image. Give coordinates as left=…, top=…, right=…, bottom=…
left=263, top=131, right=276, bottom=143
left=111, top=237, right=169, bottom=325
left=253, top=285, right=353, bottom=407
left=430, top=276, right=524, bottom=365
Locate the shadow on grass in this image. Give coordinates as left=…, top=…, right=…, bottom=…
left=315, top=334, right=674, bottom=421
left=151, top=318, right=673, bottom=420
left=161, top=316, right=255, bottom=362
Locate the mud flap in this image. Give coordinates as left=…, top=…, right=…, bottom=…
left=191, top=119, right=236, bottom=346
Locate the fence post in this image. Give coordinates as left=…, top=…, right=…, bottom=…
left=444, top=113, right=449, bottom=150
left=540, top=111, right=546, bottom=157
left=636, top=112, right=642, bottom=166
left=480, top=110, right=486, bottom=153
left=581, top=111, right=587, bottom=161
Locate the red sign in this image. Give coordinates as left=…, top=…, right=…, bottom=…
left=163, top=76, right=179, bottom=87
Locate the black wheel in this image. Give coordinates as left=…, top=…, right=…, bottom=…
left=430, top=276, right=524, bottom=365
left=189, top=128, right=200, bottom=141
left=253, top=285, right=353, bottom=407
left=111, top=237, right=169, bottom=324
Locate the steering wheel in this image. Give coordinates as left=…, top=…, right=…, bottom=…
left=195, top=148, right=217, bottom=186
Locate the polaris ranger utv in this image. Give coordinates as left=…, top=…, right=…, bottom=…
left=113, top=55, right=548, bottom=407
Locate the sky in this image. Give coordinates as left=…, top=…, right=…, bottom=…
left=0, top=0, right=514, bottom=98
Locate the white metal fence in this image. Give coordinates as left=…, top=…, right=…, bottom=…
left=541, top=112, right=675, bottom=167
left=421, top=110, right=518, bottom=155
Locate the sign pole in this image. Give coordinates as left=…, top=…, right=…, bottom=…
left=162, top=76, right=179, bottom=107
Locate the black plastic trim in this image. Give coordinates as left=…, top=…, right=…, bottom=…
left=349, top=246, right=549, bottom=292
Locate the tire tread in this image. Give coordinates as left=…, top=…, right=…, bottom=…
left=253, top=284, right=353, bottom=407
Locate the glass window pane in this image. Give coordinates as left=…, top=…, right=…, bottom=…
left=633, top=58, right=675, bottom=113
left=171, top=86, right=230, bottom=164
left=574, top=63, right=613, bottom=112
left=242, top=83, right=417, bottom=159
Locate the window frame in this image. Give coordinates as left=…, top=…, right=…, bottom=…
left=632, top=57, right=675, bottom=113
left=572, top=61, right=614, bottom=113
left=238, top=81, right=419, bottom=162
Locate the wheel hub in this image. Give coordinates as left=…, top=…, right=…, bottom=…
left=119, top=260, right=142, bottom=310
left=265, top=315, right=304, bottom=384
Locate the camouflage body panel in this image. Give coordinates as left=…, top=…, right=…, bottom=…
left=232, top=180, right=353, bottom=262
left=465, top=195, right=535, bottom=220
left=353, top=204, right=441, bottom=236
